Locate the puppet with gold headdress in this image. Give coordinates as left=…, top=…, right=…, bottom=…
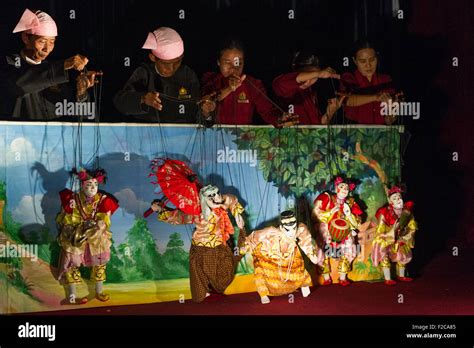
left=56, top=168, right=119, bottom=304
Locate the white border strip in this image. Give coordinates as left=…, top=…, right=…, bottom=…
left=0, top=121, right=404, bottom=131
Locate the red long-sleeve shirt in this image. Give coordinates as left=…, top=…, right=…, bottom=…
left=201, top=72, right=280, bottom=125
left=272, top=72, right=322, bottom=124
left=339, top=70, right=395, bottom=124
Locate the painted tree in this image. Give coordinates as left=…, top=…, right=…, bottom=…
left=112, top=241, right=143, bottom=282
left=0, top=181, right=5, bottom=199
left=358, top=177, right=387, bottom=221
left=106, top=239, right=124, bottom=283
left=161, top=232, right=189, bottom=279
left=126, top=218, right=164, bottom=280
left=232, top=127, right=401, bottom=199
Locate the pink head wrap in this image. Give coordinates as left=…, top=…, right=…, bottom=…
left=142, top=27, right=184, bottom=60
left=13, top=9, right=58, bottom=37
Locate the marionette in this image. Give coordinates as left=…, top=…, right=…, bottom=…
left=150, top=184, right=245, bottom=303
left=312, top=176, right=363, bottom=286
left=240, top=210, right=323, bottom=304
left=56, top=168, right=119, bottom=304
left=146, top=159, right=246, bottom=303
left=371, top=185, right=417, bottom=285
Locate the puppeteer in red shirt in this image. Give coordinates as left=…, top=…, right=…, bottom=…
left=339, top=70, right=395, bottom=124
left=201, top=72, right=280, bottom=125
left=272, top=72, right=322, bottom=125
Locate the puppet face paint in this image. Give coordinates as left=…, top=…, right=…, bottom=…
left=23, top=34, right=56, bottom=62
left=336, top=183, right=349, bottom=200
left=82, top=179, right=98, bottom=198
left=204, top=189, right=223, bottom=209
left=280, top=216, right=297, bottom=239
left=354, top=48, right=378, bottom=80
left=389, top=192, right=404, bottom=210
left=151, top=54, right=183, bottom=78
left=218, top=48, right=244, bottom=78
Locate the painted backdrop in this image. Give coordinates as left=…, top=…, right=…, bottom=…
left=0, top=122, right=402, bottom=313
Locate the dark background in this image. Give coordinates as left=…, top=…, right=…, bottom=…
left=2, top=0, right=473, bottom=272
left=2, top=0, right=405, bottom=117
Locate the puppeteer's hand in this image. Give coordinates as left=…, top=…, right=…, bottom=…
left=141, top=92, right=162, bottom=111
left=64, top=54, right=89, bottom=71
left=199, top=94, right=217, bottom=117
left=228, top=74, right=246, bottom=91
left=327, top=93, right=347, bottom=115
left=76, top=70, right=103, bottom=97
left=77, top=70, right=103, bottom=89
left=318, top=67, right=340, bottom=79
left=376, top=92, right=392, bottom=103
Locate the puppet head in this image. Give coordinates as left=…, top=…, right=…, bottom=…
left=388, top=185, right=404, bottom=210
left=334, top=176, right=356, bottom=200
left=279, top=210, right=298, bottom=240
left=73, top=168, right=107, bottom=198
left=199, top=185, right=224, bottom=219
